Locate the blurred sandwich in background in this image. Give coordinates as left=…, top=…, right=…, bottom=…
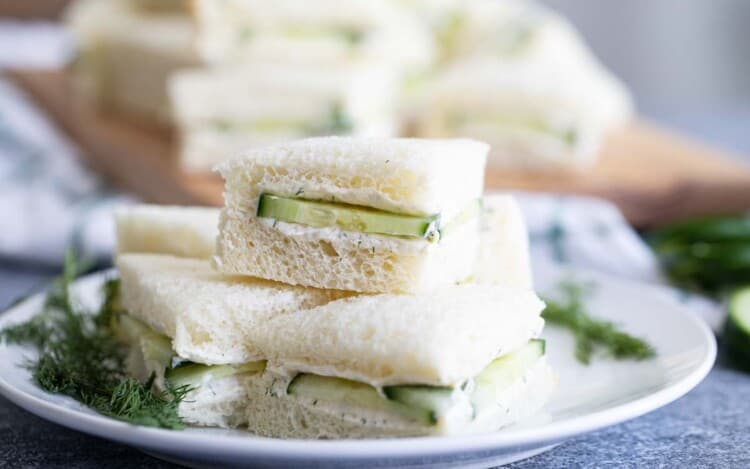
left=169, top=63, right=399, bottom=171
left=62, top=0, right=633, bottom=173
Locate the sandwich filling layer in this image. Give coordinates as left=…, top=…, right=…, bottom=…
left=117, top=312, right=549, bottom=431
left=257, top=194, right=481, bottom=242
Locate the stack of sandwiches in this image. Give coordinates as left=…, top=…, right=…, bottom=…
left=169, top=63, right=400, bottom=172
left=65, top=0, right=198, bottom=125
left=412, top=0, right=632, bottom=170
left=112, top=137, right=556, bottom=438
left=65, top=0, right=631, bottom=173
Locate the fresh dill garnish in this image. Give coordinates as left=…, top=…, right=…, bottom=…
left=542, top=281, right=656, bottom=365
left=0, top=252, right=190, bottom=429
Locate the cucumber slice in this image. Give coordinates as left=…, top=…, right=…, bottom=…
left=470, top=339, right=545, bottom=412
left=284, top=340, right=545, bottom=426
left=287, top=374, right=438, bottom=424
left=726, top=287, right=750, bottom=365
left=115, top=314, right=173, bottom=368
left=382, top=385, right=455, bottom=424
left=166, top=361, right=266, bottom=389
left=139, top=332, right=174, bottom=373
left=257, top=194, right=441, bottom=241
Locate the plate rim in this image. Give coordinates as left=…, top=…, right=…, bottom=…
left=0, top=268, right=717, bottom=461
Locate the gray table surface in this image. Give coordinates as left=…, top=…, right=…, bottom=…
left=1, top=264, right=749, bottom=469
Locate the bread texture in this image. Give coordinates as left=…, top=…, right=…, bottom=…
left=256, top=284, right=544, bottom=387
left=65, top=0, right=198, bottom=124
left=214, top=137, right=488, bottom=293
left=475, top=194, right=533, bottom=289
left=117, top=253, right=543, bottom=386
left=114, top=204, right=219, bottom=259
left=116, top=254, right=346, bottom=365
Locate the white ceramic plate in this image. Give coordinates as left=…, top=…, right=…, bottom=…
left=0, top=265, right=715, bottom=468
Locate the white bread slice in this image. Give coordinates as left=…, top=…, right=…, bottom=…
left=114, top=204, right=219, bottom=259
left=64, top=0, right=198, bottom=124
left=117, top=253, right=543, bottom=386
left=214, top=137, right=488, bottom=293
left=191, top=0, right=435, bottom=69
left=255, top=284, right=544, bottom=387
left=169, top=63, right=398, bottom=127
left=476, top=194, right=533, bottom=288
left=116, top=254, right=347, bottom=365
left=169, top=63, right=399, bottom=171
left=177, top=120, right=397, bottom=172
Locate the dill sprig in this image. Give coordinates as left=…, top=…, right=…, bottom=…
left=542, top=281, right=656, bottom=364
left=1, top=252, right=189, bottom=429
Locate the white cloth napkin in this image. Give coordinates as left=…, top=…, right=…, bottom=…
left=0, top=22, right=723, bottom=330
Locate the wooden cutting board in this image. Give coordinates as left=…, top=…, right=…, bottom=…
left=8, top=69, right=750, bottom=228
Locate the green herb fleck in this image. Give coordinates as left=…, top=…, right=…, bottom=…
left=0, top=252, right=191, bottom=429
left=542, top=281, right=656, bottom=364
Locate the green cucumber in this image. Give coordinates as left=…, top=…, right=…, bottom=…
left=287, top=374, right=440, bottom=424
left=470, top=339, right=545, bottom=412
left=257, top=194, right=441, bottom=241
left=115, top=314, right=173, bottom=368
left=726, top=287, right=750, bottom=367
left=285, top=340, right=545, bottom=426
left=382, top=385, right=455, bottom=424
left=139, top=333, right=175, bottom=373
left=166, top=361, right=266, bottom=389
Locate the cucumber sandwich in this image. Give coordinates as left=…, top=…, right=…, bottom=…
left=115, top=253, right=553, bottom=437
left=109, top=189, right=551, bottom=437
left=64, top=0, right=199, bottom=125
left=102, top=136, right=555, bottom=438
left=214, top=137, right=490, bottom=293
left=168, top=63, right=399, bottom=172
left=414, top=0, right=632, bottom=171
left=191, top=0, right=434, bottom=70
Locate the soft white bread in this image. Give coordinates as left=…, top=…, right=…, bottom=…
left=191, top=0, right=435, bottom=69
left=476, top=195, right=533, bottom=289
left=65, top=0, right=198, bottom=124
left=254, top=283, right=545, bottom=387
left=415, top=0, right=632, bottom=171
left=169, top=63, right=399, bottom=171
left=215, top=137, right=488, bottom=293
left=116, top=254, right=347, bottom=365
left=217, top=137, right=487, bottom=216
left=169, top=63, right=398, bottom=127
left=415, top=58, right=631, bottom=171
left=177, top=120, right=397, bottom=172
left=117, top=253, right=544, bottom=386
left=114, top=204, right=219, bottom=259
